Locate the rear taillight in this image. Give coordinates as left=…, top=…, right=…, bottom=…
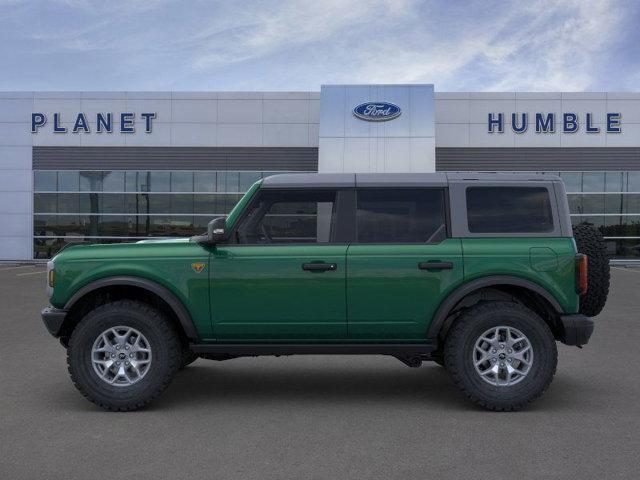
left=575, top=254, right=588, bottom=295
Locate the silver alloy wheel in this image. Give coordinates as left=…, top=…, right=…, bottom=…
left=91, top=326, right=152, bottom=387
left=473, top=325, right=533, bottom=387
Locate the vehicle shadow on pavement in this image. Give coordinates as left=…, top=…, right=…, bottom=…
left=45, top=359, right=593, bottom=413
left=167, top=362, right=462, bottom=406
left=144, top=361, right=592, bottom=412
left=45, top=361, right=465, bottom=411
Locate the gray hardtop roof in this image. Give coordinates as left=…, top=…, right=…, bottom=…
left=261, top=172, right=561, bottom=189
left=446, top=172, right=561, bottom=182
left=262, top=173, right=355, bottom=188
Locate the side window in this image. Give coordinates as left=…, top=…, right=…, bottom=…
left=466, top=187, right=554, bottom=233
left=235, top=189, right=337, bottom=244
left=356, top=189, right=447, bottom=243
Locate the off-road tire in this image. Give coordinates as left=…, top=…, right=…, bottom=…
left=573, top=223, right=610, bottom=317
left=67, top=300, right=182, bottom=411
left=444, top=301, right=557, bottom=411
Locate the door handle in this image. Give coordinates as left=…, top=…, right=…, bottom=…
left=302, top=262, right=337, bottom=272
left=418, top=261, right=453, bottom=271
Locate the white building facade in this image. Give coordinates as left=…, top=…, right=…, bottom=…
left=1, top=85, right=639, bottom=261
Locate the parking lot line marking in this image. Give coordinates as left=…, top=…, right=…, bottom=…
left=0, top=265, right=33, bottom=272
left=16, top=270, right=47, bottom=276
left=612, top=267, right=640, bottom=274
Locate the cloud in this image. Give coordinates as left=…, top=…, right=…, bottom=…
left=188, top=0, right=415, bottom=70
left=480, top=0, right=626, bottom=91
left=289, top=0, right=630, bottom=91
left=0, top=0, right=637, bottom=91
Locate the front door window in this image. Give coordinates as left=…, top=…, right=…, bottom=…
left=235, top=190, right=337, bottom=244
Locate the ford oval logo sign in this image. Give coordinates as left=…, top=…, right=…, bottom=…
left=353, top=102, right=401, bottom=122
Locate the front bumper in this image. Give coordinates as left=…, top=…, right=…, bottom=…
left=41, top=307, right=67, bottom=337
left=559, top=314, right=594, bottom=346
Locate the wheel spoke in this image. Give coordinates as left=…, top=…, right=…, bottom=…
left=512, top=347, right=531, bottom=364
left=475, top=358, right=487, bottom=367
left=96, top=333, right=112, bottom=350
left=119, top=365, right=132, bottom=383
left=130, top=362, right=142, bottom=378
left=131, top=335, right=150, bottom=353
left=103, top=365, right=115, bottom=382
left=130, top=359, right=150, bottom=369
left=474, top=353, right=491, bottom=366
left=123, top=328, right=135, bottom=345
left=479, top=336, right=491, bottom=344
left=480, top=363, right=499, bottom=376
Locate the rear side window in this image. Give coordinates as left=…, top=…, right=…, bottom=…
left=356, top=189, right=447, bottom=243
left=466, top=187, right=553, bottom=233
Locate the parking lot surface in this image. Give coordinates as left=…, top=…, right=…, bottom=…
left=0, top=264, right=639, bottom=479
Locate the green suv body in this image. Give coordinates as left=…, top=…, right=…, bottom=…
left=42, top=172, right=603, bottom=411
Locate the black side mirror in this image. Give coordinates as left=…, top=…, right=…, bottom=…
left=193, top=217, right=227, bottom=246
left=207, top=217, right=227, bottom=245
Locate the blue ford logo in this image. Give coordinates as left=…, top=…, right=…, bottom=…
left=353, top=102, right=402, bottom=122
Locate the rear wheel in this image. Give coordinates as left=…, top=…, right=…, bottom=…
left=573, top=223, right=610, bottom=317
left=67, top=300, right=182, bottom=411
left=444, top=301, right=557, bottom=411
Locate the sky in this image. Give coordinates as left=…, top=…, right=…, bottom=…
left=0, top=0, right=638, bottom=92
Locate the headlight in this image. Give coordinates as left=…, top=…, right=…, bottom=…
left=46, top=260, right=55, bottom=297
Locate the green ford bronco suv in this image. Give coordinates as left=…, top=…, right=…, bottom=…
left=42, top=172, right=609, bottom=411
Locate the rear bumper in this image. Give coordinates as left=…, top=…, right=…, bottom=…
left=41, top=307, right=67, bottom=337
left=559, top=314, right=594, bottom=346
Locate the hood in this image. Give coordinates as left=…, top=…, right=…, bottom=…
left=52, top=237, right=194, bottom=262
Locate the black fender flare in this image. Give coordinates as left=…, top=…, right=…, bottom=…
left=426, top=275, right=563, bottom=340
left=64, top=276, right=199, bottom=341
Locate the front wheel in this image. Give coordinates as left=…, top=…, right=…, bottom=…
left=444, top=301, right=557, bottom=411
left=67, top=300, right=182, bottom=411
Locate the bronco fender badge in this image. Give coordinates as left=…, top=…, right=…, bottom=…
left=191, top=262, right=206, bottom=273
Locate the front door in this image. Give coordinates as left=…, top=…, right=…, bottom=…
left=347, top=188, right=464, bottom=340
left=211, top=188, right=348, bottom=340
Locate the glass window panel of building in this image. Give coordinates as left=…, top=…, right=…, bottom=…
left=554, top=171, right=640, bottom=259
left=33, top=169, right=640, bottom=260
left=33, top=170, right=292, bottom=258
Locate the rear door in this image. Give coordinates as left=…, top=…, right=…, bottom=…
left=346, top=188, right=463, bottom=340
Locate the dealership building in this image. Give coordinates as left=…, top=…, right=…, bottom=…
left=1, top=84, right=639, bottom=261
